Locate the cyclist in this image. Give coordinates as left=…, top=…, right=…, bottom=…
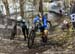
left=33, top=14, right=48, bottom=43
left=20, top=19, right=29, bottom=40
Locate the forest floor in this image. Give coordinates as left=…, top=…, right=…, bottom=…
left=0, top=24, right=75, bottom=54
left=0, top=16, right=75, bottom=54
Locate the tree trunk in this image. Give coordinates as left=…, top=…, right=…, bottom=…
left=19, top=0, right=25, bottom=18
left=2, top=0, right=10, bottom=16
left=33, top=0, right=36, bottom=5
left=39, top=0, right=43, bottom=16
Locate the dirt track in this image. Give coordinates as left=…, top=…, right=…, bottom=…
left=0, top=31, right=75, bottom=54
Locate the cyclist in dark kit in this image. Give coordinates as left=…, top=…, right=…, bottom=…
left=20, top=19, right=29, bottom=40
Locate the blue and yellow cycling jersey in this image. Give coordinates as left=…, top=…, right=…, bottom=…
left=33, top=15, right=47, bottom=29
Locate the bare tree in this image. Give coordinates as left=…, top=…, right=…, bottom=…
left=39, top=0, right=43, bottom=16
left=33, top=0, right=36, bottom=5
left=2, top=0, right=10, bottom=16
left=19, top=0, right=25, bottom=18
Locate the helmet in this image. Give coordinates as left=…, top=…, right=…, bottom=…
left=22, top=19, right=26, bottom=22
left=17, top=16, right=22, bottom=21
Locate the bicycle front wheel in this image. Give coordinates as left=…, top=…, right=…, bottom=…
left=28, top=30, right=35, bottom=49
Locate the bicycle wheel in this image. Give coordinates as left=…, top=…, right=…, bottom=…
left=28, top=30, right=35, bottom=49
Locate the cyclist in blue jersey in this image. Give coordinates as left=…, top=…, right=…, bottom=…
left=33, top=14, right=48, bottom=43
